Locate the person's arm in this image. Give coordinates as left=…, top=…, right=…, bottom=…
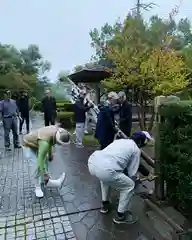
left=76, top=101, right=92, bottom=112
left=127, top=149, right=141, bottom=178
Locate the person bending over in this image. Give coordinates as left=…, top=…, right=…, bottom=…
left=88, top=130, right=153, bottom=224
left=23, top=123, right=71, bottom=198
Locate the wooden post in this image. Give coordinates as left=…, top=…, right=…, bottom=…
left=154, top=96, right=166, bottom=199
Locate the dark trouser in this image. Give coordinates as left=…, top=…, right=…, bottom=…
left=3, top=117, right=19, bottom=148
left=44, top=113, right=55, bottom=126
left=20, top=113, right=29, bottom=132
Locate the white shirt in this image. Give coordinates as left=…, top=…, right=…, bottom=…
left=88, top=139, right=141, bottom=177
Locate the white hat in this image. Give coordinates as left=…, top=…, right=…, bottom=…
left=142, top=131, right=153, bottom=141
left=108, top=91, right=119, bottom=100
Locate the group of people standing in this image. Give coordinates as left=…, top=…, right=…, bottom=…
left=73, top=89, right=132, bottom=149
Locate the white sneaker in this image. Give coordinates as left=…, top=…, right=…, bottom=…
left=84, top=130, right=88, bottom=134
left=46, top=172, right=66, bottom=189
left=76, top=144, right=84, bottom=148
left=35, top=186, right=44, bottom=198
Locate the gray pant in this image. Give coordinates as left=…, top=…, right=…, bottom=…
left=3, top=117, right=19, bottom=147
left=75, top=122, right=85, bottom=146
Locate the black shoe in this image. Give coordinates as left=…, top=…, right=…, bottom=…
left=14, top=145, right=22, bottom=149
left=19, top=132, right=22, bottom=135
left=113, top=212, right=138, bottom=224
left=100, top=201, right=111, bottom=214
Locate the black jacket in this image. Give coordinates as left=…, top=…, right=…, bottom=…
left=17, top=96, right=29, bottom=116
left=73, top=98, right=90, bottom=123
left=119, top=101, right=132, bottom=137
left=41, top=96, right=56, bottom=115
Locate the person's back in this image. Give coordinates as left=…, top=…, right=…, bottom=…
left=89, top=139, right=140, bottom=173
left=95, top=105, right=116, bottom=148
left=23, top=125, right=59, bottom=148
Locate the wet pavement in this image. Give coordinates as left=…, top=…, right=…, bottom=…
left=0, top=113, right=156, bottom=239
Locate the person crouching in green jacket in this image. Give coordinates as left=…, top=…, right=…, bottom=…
left=22, top=123, right=71, bottom=198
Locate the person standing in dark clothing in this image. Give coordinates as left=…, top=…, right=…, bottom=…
left=73, top=89, right=93, bottom=147
left=41, top=89, right=57, bottom=126
left=118, top=91, right=132, bottom=137
left=95, top=92, right=119, bottom=150
left=18, top=91, right=30, bottom=134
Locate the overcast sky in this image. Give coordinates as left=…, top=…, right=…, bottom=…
left=0, top=0, right=190, bottom=81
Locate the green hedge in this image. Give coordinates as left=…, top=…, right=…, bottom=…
left=56, top=102, right=73, bottom=112
left=33, top=101, right=73, bottom=112
left=57, top=111, right=75, bottom=129
left=159, top=100, right=192, bottom=213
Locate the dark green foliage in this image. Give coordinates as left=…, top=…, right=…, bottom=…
left=56, top=112, right=75, bottom=129
left=159, top=101, right=192, bottom=212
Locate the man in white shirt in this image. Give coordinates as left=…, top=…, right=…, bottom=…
left=88, top=130, right=153, bottom=224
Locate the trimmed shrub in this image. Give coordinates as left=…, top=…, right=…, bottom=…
left=159, top=100, right=192, bottom=213
left=56, top=102, right=73, bottom=112
left=57, top=111, right=75, bottom=129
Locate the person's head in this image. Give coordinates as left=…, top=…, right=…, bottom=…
left=45, top=89, right=51, bottom=97
left=130, top=131, right=153, bottom=148
left=22, top=91, right=28, bottom=96
left=4, top=90, right=11, bottom=100
left=118, top=91, right=126, bottom=104
left=107, top=92, right=119, bottom=106
left=55, top=128, right=71, bottom=146
left=79, top=89, right=86, bottom=100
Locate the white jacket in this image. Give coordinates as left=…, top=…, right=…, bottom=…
left=88, top=139, right=140, bottom=178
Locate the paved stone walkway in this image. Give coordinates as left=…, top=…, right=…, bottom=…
left=0, top=114, right=155, bottom=240
left=0, top=115, right=76, bottom=240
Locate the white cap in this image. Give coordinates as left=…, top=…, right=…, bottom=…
left=118, top=91, right=126, bottom=98
left=142, top=131, right=153, bottom=141
left=108, top=91, right=119, bottom=100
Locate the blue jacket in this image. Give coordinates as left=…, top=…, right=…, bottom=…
left=95, top=105, right=117, bottom=146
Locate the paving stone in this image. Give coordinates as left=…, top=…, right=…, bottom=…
left=0, top=116, right=76, bottom=240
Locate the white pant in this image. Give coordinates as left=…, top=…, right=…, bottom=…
left=88, top=161, right=135, bottom=213
left=75, top=122, right=85, bottom=145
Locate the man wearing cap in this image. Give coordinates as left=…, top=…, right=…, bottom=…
left=95, top=92, right=119, bottom=150
left=118, top=91, right=132, bottom=137
left=88, top=130, right=153, bottom=224
left=0, top=90, right=21, bottom=150
left=41, top=89, right=57, bottom=126
left=73, top=89, right=93, bottom=148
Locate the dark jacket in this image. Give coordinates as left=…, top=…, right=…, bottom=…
left=119, top=101, right=132, bottom=137
left=41, top=96, right=56, bottom=116
left=73, top=98, right=90, bottom=123
left=17, top=96, right=29, bottom=116
left=95, top=105, right=117, bottom=148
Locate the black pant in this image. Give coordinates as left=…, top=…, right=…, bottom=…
left=44, top=114, right=55, bottom=126
left=20, top=114, right=29, bottom=133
